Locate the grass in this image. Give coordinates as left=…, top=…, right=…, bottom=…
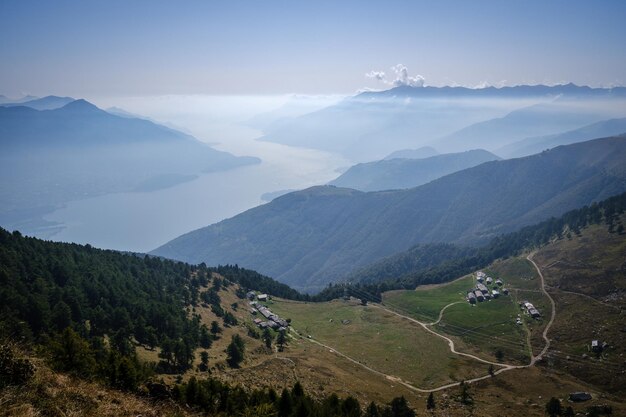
left=383, top=263, right=534, bottom=364
left=435, top=299, right=529, bottom=363
left=269, top=298, right=486, bottom=389
left=530, top=219, right=626, bottom=395
left=486, top=257, right=540, bottom=291
left=382, top=275, right=474, bottom=321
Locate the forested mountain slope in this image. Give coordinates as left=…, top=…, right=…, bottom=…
left=153, top=136, right=626, bottom=292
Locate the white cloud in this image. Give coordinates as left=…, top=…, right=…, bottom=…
left=365, top=71, right=386, bottom=81
left=365, top=64, right=425, bottom=88
left=390, top=64, right=425, bottom=87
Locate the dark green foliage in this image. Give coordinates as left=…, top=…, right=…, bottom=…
left=153, top=137, right=626, bottom=292
left=223, top=311, right=238, bottom=326
left=586, top=405, right=613, bottom=416
left=366, top=401, right=381, bottom=417
left=0, top=227, right=203, bottom=351
left=0, top=344, right=34, bottom=388
left=174, top=377, right=381, bottom=417
left=199, top=325, right=212, bottom=349
left=262, top=328, right=273, bottom=349
left=226, top=334, right=244, bottom=368
left=545, top=397, right=562, bottom=416
left=277, top=330, right=287, bottom=352
left=214, top=264, right=310, bottom=301
left=564, top=406, right=575, bottom=417
left=317, top=191, right=626, bottom=300
left=458, top=381, right=473, bottom=406
left=389, top=396, right=416, bottom=417
left=198, top=351, right=209, bottom=372
left=279, top=388, right=293, bottom=417
left=247, top=325, right=261, bottom=339
left=347, top=243, right=475, bottom=285
left=342, top=396, right=361, bottom=417
left=46, top=327, right=150, bottom=391
left=211, top=303, right=225, bottom=317
left=49, top=327, right=97, bottom=378
left=426, top=392, right=435, bottom=410
left=292, top=381, right=304, bottom=398
left=157, top=336, right=195, bottom=373
left=210, top=320, right=222, bottom=336
left=201, top=288, right=221, bottom=306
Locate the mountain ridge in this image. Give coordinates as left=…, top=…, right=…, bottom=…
left=329, top=149, right=500, bottom=191
left=498, top=117, right=626, bottom=157
left=152, top=136, right=626, bottom=292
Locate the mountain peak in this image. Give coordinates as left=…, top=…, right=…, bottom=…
left=59, top=99, right=102, bottom=113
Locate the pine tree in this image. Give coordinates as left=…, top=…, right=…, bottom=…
left=277, top=330, right=287, bottom=352
left=545, top=397, right=562, bottom=417
left=226, top=335, right=244, bottom=368
left=366, top=401, right=381, bottom=417
left=278, top=388, right=293, bottom=417
left=262, top=328, right=273, bottom=349
left=426, top=392, right=435, bottom=410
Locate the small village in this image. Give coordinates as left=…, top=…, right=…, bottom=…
left=466, top=271, right=508, bottom=303
left=466, top=271, right=542, bottom=323
left=246, top=291, right=290, bottom=332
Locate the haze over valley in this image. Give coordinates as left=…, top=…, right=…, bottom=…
left=2, top=2, right=626, bottom=416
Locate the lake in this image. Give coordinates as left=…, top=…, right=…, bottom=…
left=39, top=95, right=348, bottom=253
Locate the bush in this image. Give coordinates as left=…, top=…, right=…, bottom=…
left=0, top=344, right=35, bottom=388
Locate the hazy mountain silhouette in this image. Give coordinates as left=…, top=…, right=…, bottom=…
left=0, top=99, right=260, bottom=233
left=258, top=84, right=626, bottom=161
left=384, top=146, right=439, bottom=160
left=1, top=95, right=75, bottom=110
left=432, top=101, right=615, bottom=152
left=153, top=136, right=626, bottom=292
left=497, top=117, right=626, bottom=157
left=329, top=149, right=500, bottom=191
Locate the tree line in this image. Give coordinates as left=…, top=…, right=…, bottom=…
left=316, top=190, right=626, bottom=301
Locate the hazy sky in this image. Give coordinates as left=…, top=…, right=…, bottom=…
left=1, top=0, right=626, bottom=97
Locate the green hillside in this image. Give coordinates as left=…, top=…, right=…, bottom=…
left=153, top=136, right=626, bottom=292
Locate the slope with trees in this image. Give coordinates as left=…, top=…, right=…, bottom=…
left=153, top=136, right=626, bottom=292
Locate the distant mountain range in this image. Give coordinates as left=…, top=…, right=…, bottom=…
left=497, top=117, right=626, bottom=158
left=1, top=95, right=75, bottom=110
left=384, top=146, right=439, bottom=160
left=0, top=99, right=259, bottom=234
left=152, top=136, right=626, bottom=292
left=357, top=82, right=626, bottom=100
left=432, top=100, right=613, bottom=152
left=329, top=149, right=500, bottom=191
left=257, top=84, right=626, bottom=161
left=0, top=94, right=39, bottom=105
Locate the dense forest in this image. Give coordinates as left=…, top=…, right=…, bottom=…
left=317, top=190, right=626, bottom=301
left=0, top=227, right=312, bottom=385
left=1, top=191, right=625, bottom=415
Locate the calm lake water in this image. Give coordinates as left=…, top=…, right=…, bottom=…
left=40, top=95, right=348, bottom=253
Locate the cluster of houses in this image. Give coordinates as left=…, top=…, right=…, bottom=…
left=246, top=291, right=289, bottom=332
left=521, top=301, right=541, bottom=318
left=467, top=271, right=508, bottom=304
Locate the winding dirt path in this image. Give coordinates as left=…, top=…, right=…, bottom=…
left=526, top=252, right=557, bottom=364
left=372, top=302, right=511, bottom=368
left=288, top=254, right=556, bottom=393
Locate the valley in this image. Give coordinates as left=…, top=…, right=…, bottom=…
left=3, top=3, right=626, bottom=416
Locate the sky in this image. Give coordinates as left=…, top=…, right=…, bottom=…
left=1, top=0, right=626, bottom=97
